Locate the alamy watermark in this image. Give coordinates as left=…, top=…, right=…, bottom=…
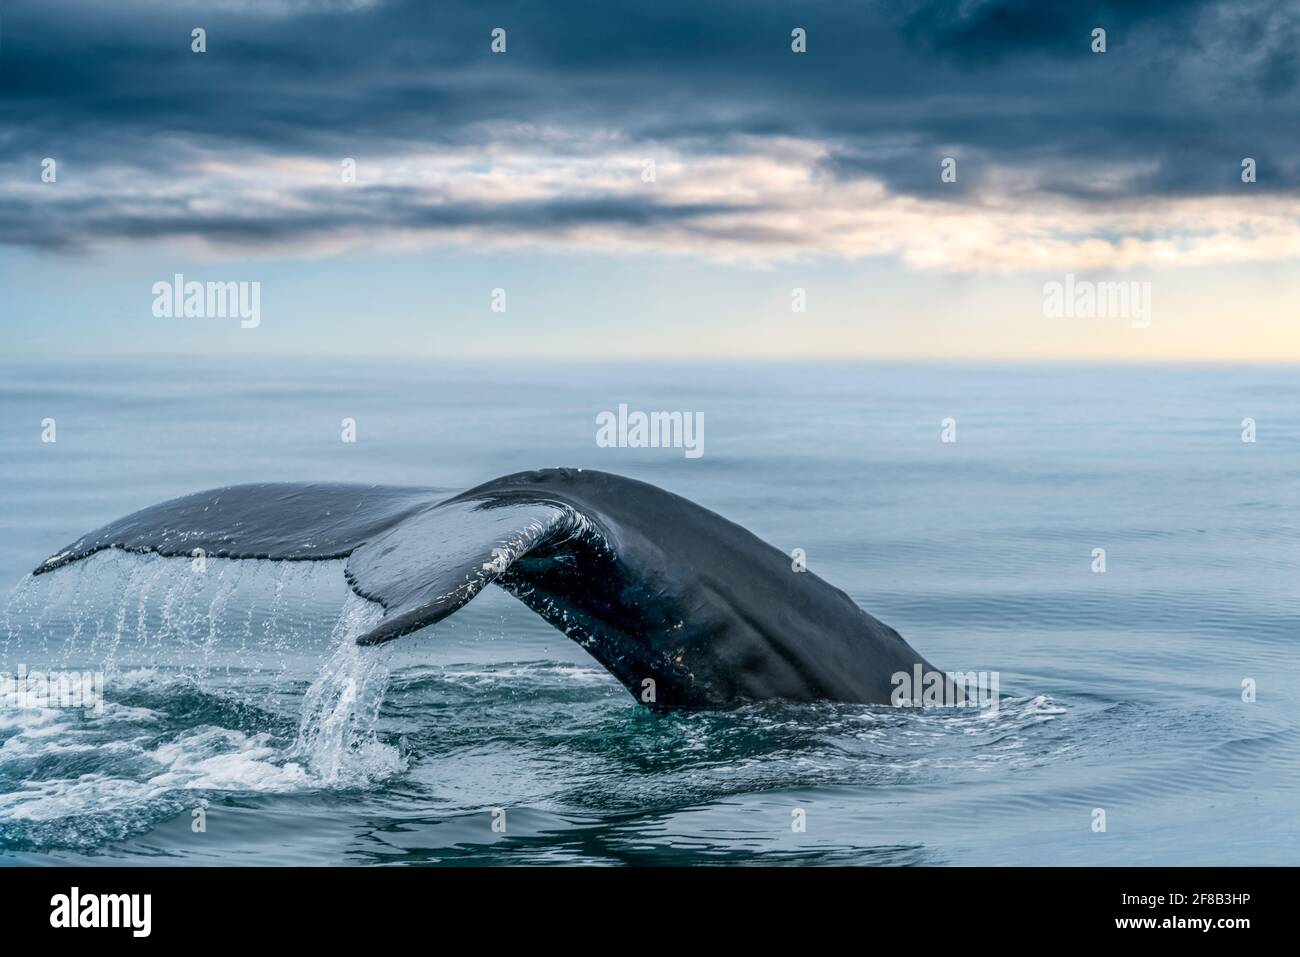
left=0, top=666, right=104, bottom=714
left=50, top=887, right=151, bottom=937
left=152, top=274, right=261, bottom=329
left=1042, top=273, right=1151, bottom=329
left=891, top=665, right=1000, bottom=714
left=596, top=404, right=704, bottom=459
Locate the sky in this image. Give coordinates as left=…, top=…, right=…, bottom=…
left=1, top=0, right=1298, bottom=361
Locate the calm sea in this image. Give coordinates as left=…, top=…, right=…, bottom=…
left=1, top=359, right=1297, bottom=865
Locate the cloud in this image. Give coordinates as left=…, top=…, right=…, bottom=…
left=1, top=0, right=1296, bottom=269
left=10, top=136, right=1300, bottom=273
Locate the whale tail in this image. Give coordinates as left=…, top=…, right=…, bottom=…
left=32, top=481, right=597, bottom=648
left=33, top=470, right=936, bottom=708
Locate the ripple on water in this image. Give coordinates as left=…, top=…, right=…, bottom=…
left=2, top=552, right=1292, bottom=863
left=0, top=559, right=408, bottom=852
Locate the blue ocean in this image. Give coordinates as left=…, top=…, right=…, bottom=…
left=1, top=359, right=1296, bottom=865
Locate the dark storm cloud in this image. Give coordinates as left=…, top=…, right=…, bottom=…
left=0, top=185, right=743, bottom=253
left=0, top=0, right=1296, bottom=251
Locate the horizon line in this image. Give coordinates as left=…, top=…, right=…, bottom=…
left=3, top=353, right=1300, bottom=369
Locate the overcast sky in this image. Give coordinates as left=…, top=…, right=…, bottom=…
left=2, top=0, right=1298, bottom=361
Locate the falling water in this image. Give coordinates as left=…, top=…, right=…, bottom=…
left=291, top=593, right=405, bottom=786
left=0, top=552, right=406, bottom=825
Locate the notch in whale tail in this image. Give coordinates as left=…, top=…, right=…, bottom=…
left=31, top=481, right=594, bottom=648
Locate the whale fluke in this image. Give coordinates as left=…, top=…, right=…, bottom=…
left=32, top=482, right=434, bottom=570
left=32, top=469, right=936, bottom=709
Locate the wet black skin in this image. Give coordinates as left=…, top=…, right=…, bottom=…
left=32, top=468, right=936, bottom=710
left=458, top=470, right=936, bottom=709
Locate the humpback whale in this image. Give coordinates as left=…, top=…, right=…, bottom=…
left=32, top=469, right=936, bottom=709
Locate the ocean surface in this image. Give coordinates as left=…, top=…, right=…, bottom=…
left=0, top=359, right=1296, bottom=866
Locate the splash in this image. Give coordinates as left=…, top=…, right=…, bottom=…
left=291, top=593, right=405, bottom=787
left=0, top=555, right=407, bottom=852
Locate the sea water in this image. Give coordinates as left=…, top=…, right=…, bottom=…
left=0, top=358, right=1296, bottom=864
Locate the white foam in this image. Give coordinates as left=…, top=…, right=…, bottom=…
left=0, top=589, right=407, bottom=828
left=0, top=774, right=167, bottom=823
left=147, top=727, right=312, bottom=791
